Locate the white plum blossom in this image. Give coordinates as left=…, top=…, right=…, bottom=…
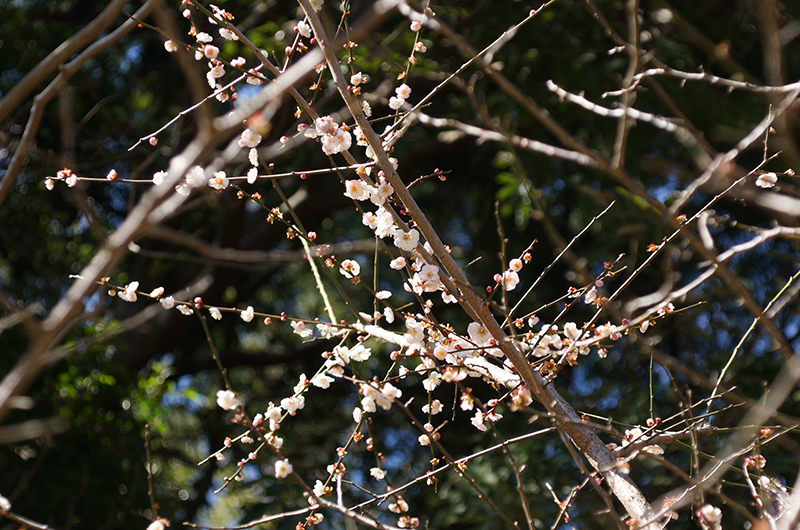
left=248, top=148, right=259, bottom=167
left=623, top=427, right=665, bottom=455
left=175, top=182, right=190, bottom=196
left=395, top=84, right=412, bottom=100
left=390, top=256, right=406, bottom=270
left=350, top=71, right=368, bottom=86
left=471, top=409, right=488, bottom=431
left=186, top=166, right=206, bottom=188
left=309, top=0, right=324, bottom=10
left=418, top=264, right=441, bottom=291
left=313, top=480, right=327, bottom=497
left=281, top=395, right=305, bottom=414
left=339, top=259, right=360, bottom=278
left=310, top=372, right=334, bottom=389
left=509, top=258, right=523, bottom=272
left=375, top=290, right=391, bottom=300
left=66, top=174, right=78, bottom=187
left=149, top=287, right=164, bottom=298
left=388, top=96, right=404, bottom=110
left=239, top=129, right=262, bottom=148
left=231, top=56, right=246, bottom=67
left=394, top=229, right=420, bottom=252
left=422, top=400, right=442, bottom=415
left=208, top=171, right=229, bottom=190
left=164, top=40, right=178, bottom=52
left=370, top=467, right=386, bottom=480
left=698, top=505, right=722, bottom=529
left=153, top=170, right=167, bottom=185
left=203, top=44, right=219, bottom=60
left=246, top=68, right=263, bottom=85
left=240, top=306, right=255, bottom=322
left=418, top=434, right=431, bottom=446
left=584, top=285, right=598, bottom=304
left=370, top=177, right=394, bottom=205
left=373, top=208, right=397, bottom=238
left=502, top=270, right=519, bottom=291
left=348, top=344, right=372, bottom=362
left=195, top=32, right=213, bottom=43
left=274, top=459, right=293, bottom=478
left=216, top=389, right=241, bottom=410
left=118, top=282, right=139, bottom=303
left=564, top=322, right=581, bottom=341
left=321, top=128, right=352, bottom=155
left=160, top=296, right=175, bottom=310
left=291, top=320, right=313, bottom=338
left=411, top=20, right=422, bottom=32
left=219, top=28, right=238, bottom=40
left=344, top=179, right=370, bottom=201
left=147, top=519, right=167, bottom=530
left=422, top=372, right=441, bottom=392
left=467, top=322, right=492, bottom=346
left=209, top=307, right=222, bottom=320
left=756, top=172, right=778, bottom=188
left=247, top=168, right=258, bottom=184
left=403, top=318, right=425, bottom=348
left=296, top=19, right=312, bottom=38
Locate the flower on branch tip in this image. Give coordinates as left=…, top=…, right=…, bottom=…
left=216, top=389, right=241, bottom=410
left=164, top=40, right=178, bottom=53
left=756, top=172, right=778, bottom=188
left=274, top=458, right=293, bottom=478
left=296, top=20, right=312, bottom=38
left=240, top=306, right=255, bottom=322
left=410, top=20, right=422, bottom=32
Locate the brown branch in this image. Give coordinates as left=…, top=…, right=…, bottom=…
left=0, top=0, right=130, bottom=124
left=0, top=0, right=159, bottom=207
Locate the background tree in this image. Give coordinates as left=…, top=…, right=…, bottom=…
left=1, top=0, right=800, bottom=529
